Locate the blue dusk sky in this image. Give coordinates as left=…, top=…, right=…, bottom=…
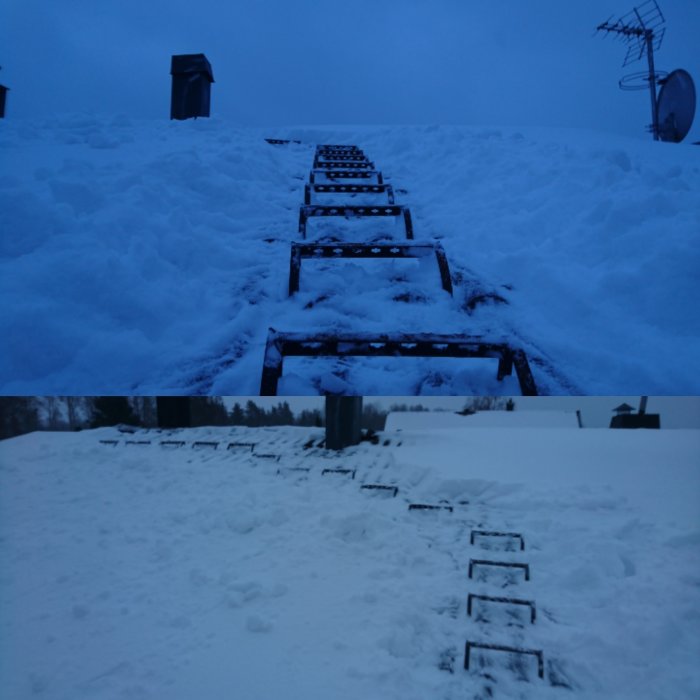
left=2, top=0, right=699, bottom=140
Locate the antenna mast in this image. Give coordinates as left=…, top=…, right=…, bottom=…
left=597, top=0, right=666, bottom=140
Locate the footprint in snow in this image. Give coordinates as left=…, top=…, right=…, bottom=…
left=246, top=615, right=273, bottom=633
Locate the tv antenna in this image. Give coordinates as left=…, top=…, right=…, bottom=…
left=597, top=0, right=667, bottom=140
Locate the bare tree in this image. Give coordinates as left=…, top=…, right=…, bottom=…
left=63, top=397, right=93, bottom=430
left=361, top=403, right=388, bottom=431
left=131, top=397, right=158, bottom=427
left=0, top=398, right=41, bottom=439
left=44, top=397, right=66, bottom=430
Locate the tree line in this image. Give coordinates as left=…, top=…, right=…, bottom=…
left=0, top=397, right=515, bottom=440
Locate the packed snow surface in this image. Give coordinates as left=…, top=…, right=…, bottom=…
left=1, top=424, right=699, bottom=700
left=1, top=116, right=699, bottom=394
left=385, top=409, right=581, bottom=430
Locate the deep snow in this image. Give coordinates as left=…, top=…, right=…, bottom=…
left=1, top=116, right=699, bottom=394
left=1, top=423, right=699, bottom=699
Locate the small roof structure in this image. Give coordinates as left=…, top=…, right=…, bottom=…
left=612, top=403, right=635, bottom=414
left=170, top=54, right=214, bottom=82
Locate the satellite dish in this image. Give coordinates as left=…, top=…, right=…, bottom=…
left=657, top=69, right=696, bottom=142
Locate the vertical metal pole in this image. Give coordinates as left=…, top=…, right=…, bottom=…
left=638, top=396, right=648, bottom=414
left=645, top=31, right=659, bottom=140
left=325, top=396, right=363, bottom=450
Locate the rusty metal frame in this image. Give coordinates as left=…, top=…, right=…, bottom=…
left=288, top=242, right=452, bottom=296
left=467, top=594, right=536, bottom=624
left=304, top=183, right=395, bottom=205
left=309, top=169, right=384, bottom=184
left=464, top=642, right=544, bottom=679
left=298, top=204, right=414, bottom=239
left=314, top=154, right=370, bottom=167
left=259, top=330, right=538, bottom=396
left=468, top=559, right=531, bottom=581
left=316, top=144, right=360, bottom=151
left=470, top=530, right=525, bottom=551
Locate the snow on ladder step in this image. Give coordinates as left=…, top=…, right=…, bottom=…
left=316, top=144, right=360, bottom=152
left=467, top=594, right=536, bottom=624
left=312, top=160, right=376, bottom=170
left=259, top=330, right=539, bottom=396
left=468, top=559, right=530, bottom=581
left=298, top=204, right=414, bottom=239
left=314, top=154, right=370, bottom=166
left=471, top=530, right=525, bottom=551
left=99, top=439, right=119, bottom=446
left=309, top=169, right=383, bottom=184
left=288, top=242, right=452, bottom=296
left=160, top=440, right=187, bottom=448
left=321, top=468, right=356, bottom=479
left=125, top=440, right=151, bottom=446
left=304, top=183, right=395, bottom=205
left=464, top=642, right=544, bottom=679
left=315, top=151, right=367, bottom=161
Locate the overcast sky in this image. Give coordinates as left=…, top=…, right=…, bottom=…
left=2, top=0, right=699, bottom=140
left=223, top=396, right=700, bottom=429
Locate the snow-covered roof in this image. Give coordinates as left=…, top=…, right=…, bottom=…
left=385, top=410, right=580, bottom=431
left=1, top=118, right=697, bottom=394
left=1, top=424, right=698, bottom=698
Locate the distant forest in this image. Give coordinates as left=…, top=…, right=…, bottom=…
left=0, top=397, right=514, bottom=440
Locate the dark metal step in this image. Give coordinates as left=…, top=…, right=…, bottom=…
left=288, top=242, right=452, bottom=295
left=298, top=204, right=413, bottom=239
left=259, top=330, right=539, bottom=396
